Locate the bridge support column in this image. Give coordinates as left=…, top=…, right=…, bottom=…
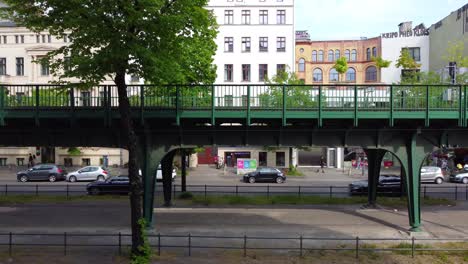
left=364, top=149, right=386, bottom=207
left=181, top=149, right=187, bottom=193
left=161, top=151, right=176, bottom=207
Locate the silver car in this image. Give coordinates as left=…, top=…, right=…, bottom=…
left=66, top=166, right=110, bottom=182
left=449, top=172, right=468, bottom=184
left=420, top=166, right=445, bottom=184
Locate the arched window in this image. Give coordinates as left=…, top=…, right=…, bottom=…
left=372, top=47, right=377, bottom=58
left=335, top=49, right=340, bottom=61
left=351, top=49, right=357, bottom=61
left=318, top=50, right=324, bottom=62
left=298, top=58, right=305, bottom=72
left=366, top=48, right=371, bottom=61
left=312, top=50, right=317, bottom=62
left=313, top=68, right=323, bottom=82
left=345, top=50, right=350, bottom=61
left=366, top=66, right=377, bottom=81
left=329, top=68, right=339, bottom=82
left=328, top=50, right=334, bottom=62
left=346, top=68, right=356, bottom=82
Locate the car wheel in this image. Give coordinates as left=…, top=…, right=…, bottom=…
left=48, top=175, right=57, bottom=182
left=19, top=175, right=28, bottom=182
left=462, top=177, right=468, bottom=184
left=97, top=175, right=105, bottom=181
left=435, top=177, right=443, bottom=184
left=90, top=187, right=100, bottom=195
left=276, top=177, right=284, bottom=184
left=248, top=177, right=256, bottom=183
left=69, top=176, right=77, bottom=183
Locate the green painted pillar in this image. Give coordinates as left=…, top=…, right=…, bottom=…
left=181, top=149, right=187, bottom=192
left=161, top=151, right=176, bottom=207
left=364, top=149, right=386, bottom=207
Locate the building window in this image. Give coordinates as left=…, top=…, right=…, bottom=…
left=0, top=58, right=6, bottom=75
left=403, top=47, right=421, bottom=62
left=241, top=37, right=251, bottom=52
left=351, top=49, right=357, bottom=61
left=318, top=50, right=323, bottom=62
left=346, top=68, right=356, bottom=82
left=276, top=10, right=286, bottom=24
left=276, top=37, right=285, bottom=52
left=42, top=35, right=46, bottom=43
left=242, top=64, right=250, bottom=82
left=277, top=64, right=286, bottom=74
left=329, top=68, right=339, bottom=82
left=20, top=35, right=24, bottom=43
left=64, top=57, right=72, bottom=73
left=328, top=50, right=334, bottom=62
left=225, top=95, right=233, bottom=107
left=365, top=66, right=377, bottom=81
left=82, top=158, right=91, bottom=166
left=224, top=10, right=234, bottom=24
left=259, top=152, right=267, bottom=166
left=64, top=158, right=73, bottom=167
left=313, top=68, right=323, bottom=82
left=298, top=58, right=305, bottom=72
left=366, top=48, right=371, bottom=61
left=259, top=64, right=268, bottom=81
left=345, top=50, right=350, bottom=61
left=0, top=158, right=6, bottom=166
left=2, top=36, right=6, bottom=44
left=224, top=37, right=233, bottom=52
left=15, top=35, right=18, bottom=44
left=241, top=10, right=250, bottom=24
left=259, top=37, right=268, bottom=52
left=259, top=10, right=268, bottom=24
left=16, top=158, right=24, bottom=166
left=41, top=61, right=49, bottom=76
left=47, top=35, right=51, bottom=43
left=312, top=50, right=317, bottom=62
left=81, top=91, right=91, bottom=106
left=335, top=49, right=340, bottom=61
left=16, top=57, right=24, bottom=76
left=36, top=35, right=40, bottom=43
left=372, top=47, right=377, bottom=58
left=224, top=64, right=233, bottom=82
left=276, top=152, right=285, bottom=167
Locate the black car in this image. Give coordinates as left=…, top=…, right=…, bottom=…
left=86, top=176, right=129, bottom=195
left=17, top=164, right=67, bottom=182
left=349, top=175, right=402, bottom=196
left=242, top=167, right=286, bottom=184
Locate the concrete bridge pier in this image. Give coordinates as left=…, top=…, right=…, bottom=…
left=364, top=149, right=387, bottom=208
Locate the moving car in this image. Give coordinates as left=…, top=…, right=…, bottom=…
left=242, top=167, right=286, bottom=184
left=86, top=176, right=129, bottom=195
left=420, top=166, right=445, bottom=184
left=17, top=164, right=67, bottom=182
left=66, top=166, right=110, bottom=182
left=349, top=175, right=402, bottom=196
left=449, top=172, right=468, bottom=184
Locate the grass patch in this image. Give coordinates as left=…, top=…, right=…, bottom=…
left=178, top=192, right=194, bottom=200
left=285, top=166, right=304, bottom=177
left=188, top=195, right=455, bottom=207
left=0, top=195, right=127, bottom=205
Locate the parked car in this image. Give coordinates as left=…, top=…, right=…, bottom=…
left=17, top=164, right=67, bottom=182
left=420, top=166, right=445, bottom=184
left=86, top=176, right=129, bottom=195
left=449, top=172, right=468, bottom=184
left=156, top=164, right=177, bottom=181
left=242, top=167, right=286, bottom=184
left=66, top=166, right=110, bottom=182
left=349, top=175, right=402, bottom=196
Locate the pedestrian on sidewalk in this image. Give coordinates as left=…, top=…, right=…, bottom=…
left=28, top=153, right=33, bottom=168
left=317, top=156, right=325, bottom=173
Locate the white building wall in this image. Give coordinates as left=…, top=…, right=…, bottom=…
left=207, top=0, right=295, bottom=84
left=381, top=35, right=430, bottom=84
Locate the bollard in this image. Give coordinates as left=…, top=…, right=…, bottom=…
left=298, top=186, right=301, bottom=198
left=236, top=185, right=238, bottom=196
left=158, top=233, right=161, bottom=256
left=204, top=185, right=207, bottom=199
left=8, top=232, right=12, bottom=256
left=64, top=232, right=67, bottom=256
left=267, top=185, right=270, bottom=198
left=299, top=235, right=303, bottom=257
left=243, top=235, right=247, bottom=257
left=118, top=232, right=122, bottom=256
left=329, top=186, right=333, bottom=199
left=188, top=233, right=191, bottom=256
left=355, top=237, right=359, bottom=259
left=36, top=185, right=39, bottom=196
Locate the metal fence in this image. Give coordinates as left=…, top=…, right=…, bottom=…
left=0, top=232, right=466, bottom=258
left=0, top=184, right=467, bottom=200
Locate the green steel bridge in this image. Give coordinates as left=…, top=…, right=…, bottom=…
left=1, top=84, right=467, bottom=231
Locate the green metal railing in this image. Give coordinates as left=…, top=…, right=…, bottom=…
left=0, top=84, right=466, bottom=126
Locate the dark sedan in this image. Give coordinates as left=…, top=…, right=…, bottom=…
left=242, top=167, right=286, bottom=184
left=349, top=176, right=402, bottom=196
left=86, top=176, right=129, bottom=195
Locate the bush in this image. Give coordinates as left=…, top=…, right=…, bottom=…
left=286, top=165, right=304, bottom=176
left=178, top=192, right=193, bottom=200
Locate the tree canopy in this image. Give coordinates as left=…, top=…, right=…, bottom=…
left=396, top=48, right=421, bottom=69
left=372, top=56, right=392, bottom=69
left=333, top=57, right=348, bottom=75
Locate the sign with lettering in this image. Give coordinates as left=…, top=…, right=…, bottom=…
left=381, top=28, right=429, bottom=39
left=236, top=158, right=257, bottom=175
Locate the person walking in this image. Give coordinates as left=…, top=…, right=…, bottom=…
left=32, top=154, right=37, bottom=166
left=317, top=156, right=325, bottom=173
left=28, top=154, right=33, bottom=168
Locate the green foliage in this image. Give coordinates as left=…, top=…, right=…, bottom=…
left=264, top=68, right=304, bottom=85
left=178, top=192, right=194, bottom=200
left=372, top=56, right=392, bottom=69
left=130, top=218, right=152, bottom=264
left=0, top=0, right=218, bottom=85
left=396, top=48, right=421, bottom=69
left=286, top=165, right=303, bottom=176
left=67, top=147, right=82, bottom=156
left=443, top=39, right=468, bottom=68
left=5, top=88, right=70, bottom=107
left=333, top=57, right=348, bottom=75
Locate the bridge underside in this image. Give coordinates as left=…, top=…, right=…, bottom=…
left=1, top=116, right=467, bottom=232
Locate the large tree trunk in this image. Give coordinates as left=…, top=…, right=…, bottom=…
left=114, top=71, right=144, bottom=255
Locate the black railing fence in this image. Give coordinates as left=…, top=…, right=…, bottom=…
left=0, top=232, right=466, bottom=259
left=0, top=184, right=467, bottom=200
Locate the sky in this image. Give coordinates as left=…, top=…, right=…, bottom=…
left=295, top=0, right=468, bottom=40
